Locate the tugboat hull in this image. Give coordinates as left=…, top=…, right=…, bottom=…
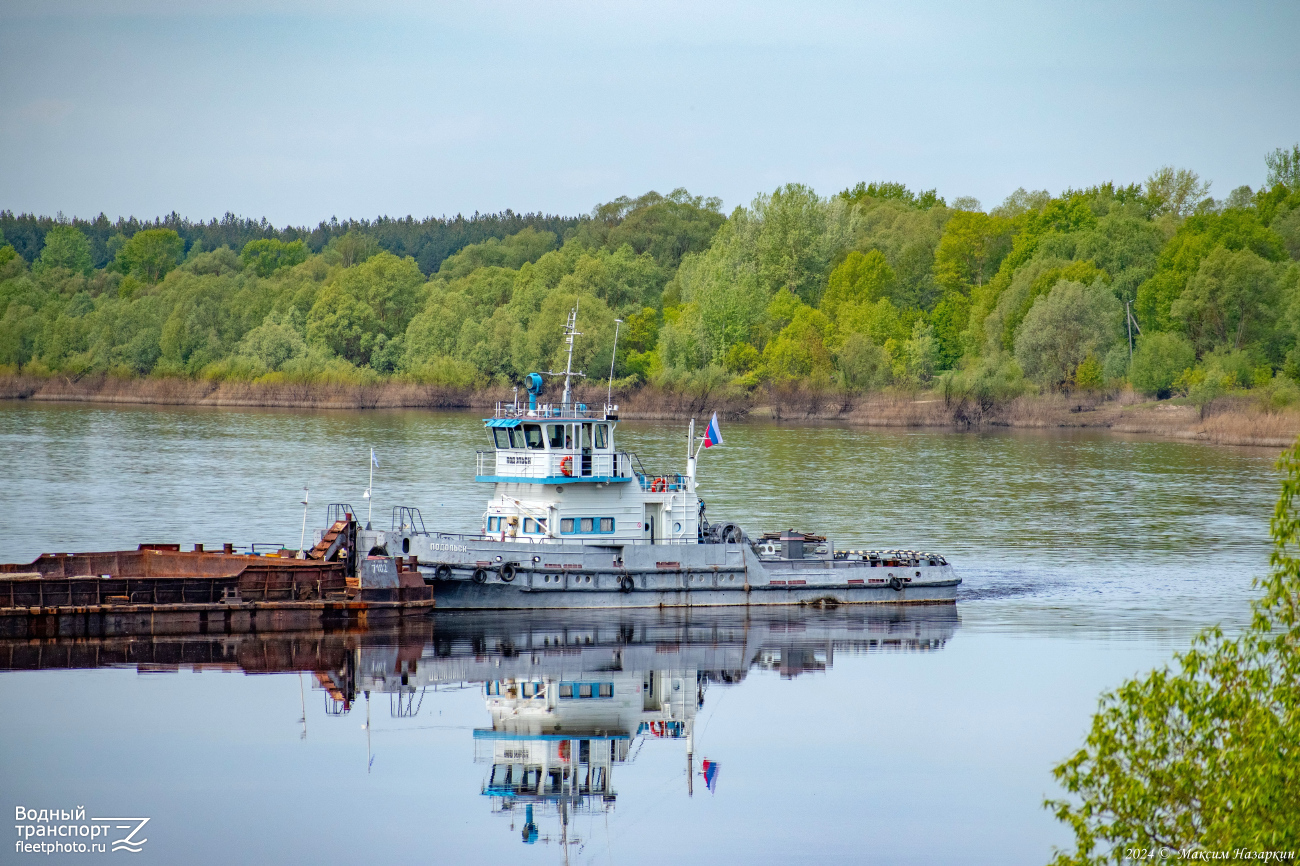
left=429, top=578, right=960, bottom=609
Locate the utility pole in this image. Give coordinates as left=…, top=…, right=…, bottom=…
left=1126, top=299, right=1133, bottom=361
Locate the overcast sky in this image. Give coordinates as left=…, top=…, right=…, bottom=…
left=1, top=0, right=1297, bottom=226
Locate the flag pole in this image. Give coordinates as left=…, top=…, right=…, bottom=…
left=366, top=449, right=374, bottom=528
left=686, top=419, right=696, bottom=481
left=298, top=486, right=309, bottom=557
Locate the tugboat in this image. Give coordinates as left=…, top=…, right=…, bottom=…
left=348, top=306, right=960, bottom=609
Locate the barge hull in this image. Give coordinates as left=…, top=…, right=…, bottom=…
left=0, top=599, right=436, bottom=639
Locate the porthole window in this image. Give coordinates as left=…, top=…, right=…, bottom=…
left=674, top=522, right=682, bottom=533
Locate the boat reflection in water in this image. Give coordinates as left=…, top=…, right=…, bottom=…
left=1, top=605, right=957, bottom=854
left=329, top=605, right=957, bottom=853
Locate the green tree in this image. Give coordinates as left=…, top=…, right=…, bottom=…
left=329, top=251, right=427, bottom=336
left=835, top=332, right=890, bottom=391
left=1265, top=143, right=1300, bottom=191
left=322, top=231, right=380, bottom=268
left=306, top=283, right=383, bottom=365
left=114, top=229, right=184, bottom=283
left=752, top=184, right=849, bottom=306
left=822, top=250, right=895, bottom=319
left=238, top=310, right=306, bottom=370
left=1170, top=247, right=1280, bottom=354
left=933, top=211, right=1014, bottom=295
left=761, top=306, right=833, bottom=382
left=1013, top=279, right=1122, bottom=390
left=240, top=238, right=308, bottom=277
left=34, top=226, right=93, bottom=276
left=1135, top=210, right=1286, bottom=330
left=1144, top=166, right=1212, bottom=217
left=1129, top=332, right=1196, bottom=397
left=1046, top=442, right=1300, bottom=863
left=603, top=189, right=725, bottom=268
left=437, top=227, right=557, bottom=280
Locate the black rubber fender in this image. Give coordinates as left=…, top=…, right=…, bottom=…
left=619, top=573, right=635, bottom=593
left=434, top=564, right=452, bottom=581
left=499, top=562, right=517, bottom=582
left=472, top=567, right=488, bottom=584
left=889, top=575, right=904, bottom=591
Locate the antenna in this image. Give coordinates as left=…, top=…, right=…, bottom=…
left=607, top=318, right=623, bottom=408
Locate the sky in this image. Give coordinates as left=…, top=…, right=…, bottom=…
left=0, top=0, right=1297, bottom=227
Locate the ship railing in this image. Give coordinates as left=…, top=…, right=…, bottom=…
left=634, top=472, right=688, bottom=492
left=492, top=401, right=606, bottom=420
left=391, top=506, right=426, bottom=534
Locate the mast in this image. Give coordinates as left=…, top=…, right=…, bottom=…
left=561, top=301, right=581, bottom=410
left=607, top=317, right=622, bottom=409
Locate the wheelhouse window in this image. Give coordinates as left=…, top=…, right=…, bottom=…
left=547, top=424, right=565, bottom=449
left=508, top=427, right=526, bottom=449
left=594, top=424, right=608, bottom=449
left=492, top=428, right=511, bottom=449
left=523, top=424, right=544, bottom=449
left=560, top=517, right=613, bottom=534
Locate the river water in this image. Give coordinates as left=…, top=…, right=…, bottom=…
left=0, top=402, right=1282, bottom=865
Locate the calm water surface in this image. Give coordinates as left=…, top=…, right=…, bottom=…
left=0, top=402, right=1282, bottom=864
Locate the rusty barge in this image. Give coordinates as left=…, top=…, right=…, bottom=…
left=0, top=528, right=434, bottom=639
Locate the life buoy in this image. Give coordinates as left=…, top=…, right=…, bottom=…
left=560, top=455, right=573, bottom=477
left=889, top=575, right=903, bottom=591
left=651, top=476, right=666, bottom=492
left=499, top=562, right=517, bottom=582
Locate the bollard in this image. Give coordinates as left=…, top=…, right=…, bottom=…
left=194, top=543, right=204, bottom=553
left=223, top=543, right=234, bottom=555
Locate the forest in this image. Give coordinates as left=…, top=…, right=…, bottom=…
left=2, top=147, right=1299, bottom=409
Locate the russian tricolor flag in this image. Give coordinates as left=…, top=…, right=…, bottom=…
left=703, top=412, right=723, bottom=448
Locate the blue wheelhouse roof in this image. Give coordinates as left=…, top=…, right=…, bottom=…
left=485, top=418, right=522, bottom=428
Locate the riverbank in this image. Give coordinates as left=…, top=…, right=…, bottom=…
left=2, top=373, right=1297, bottom=448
